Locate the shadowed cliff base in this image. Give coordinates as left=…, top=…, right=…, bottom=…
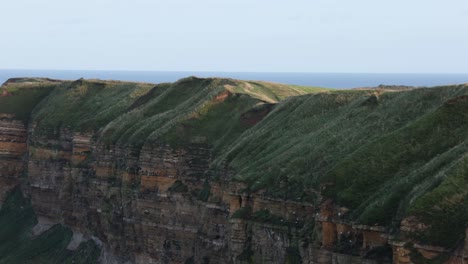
left=0, top=187, right=100, bottom=264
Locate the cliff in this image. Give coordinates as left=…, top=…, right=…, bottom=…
left=0, top=77, right=467, bottom=264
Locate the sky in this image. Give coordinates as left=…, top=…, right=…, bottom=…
left=0, top=0, right=467, bottom=73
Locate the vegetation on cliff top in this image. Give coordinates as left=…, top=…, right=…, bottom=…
left=31, top=79, right=154, bottom=133
left=26, top=76, right=326, bottom=150
left=2, top=77, right=468, bottom=249
left=219, top=84, right=468, bottom=246
left=0, top=78, right=59, bottom=122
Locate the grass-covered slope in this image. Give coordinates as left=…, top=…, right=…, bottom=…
left=219, top=86, right=467, bottom=193
left=32, top=79, right=155, bottom=134
left=0, top=78, right=61, bottom=122
left=98, top=77, right=327, bottom=150
left=26, top=76, right=327, bottom=149
left=0, top=188, right=100, bottom=264
left=328, top=95, right=468, bottom=222
left=217, top=84, right=468, bottom=247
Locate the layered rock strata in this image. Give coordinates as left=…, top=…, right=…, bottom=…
left=0, top=114, right=27, bottom=206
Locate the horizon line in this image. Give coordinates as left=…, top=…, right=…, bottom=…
left=1, top=68, right=468, bottom=75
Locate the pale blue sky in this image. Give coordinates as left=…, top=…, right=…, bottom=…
left=0, top=0, right=467, bottom=73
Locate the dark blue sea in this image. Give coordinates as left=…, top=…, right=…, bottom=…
left=1, top=69, right=468, bottom=89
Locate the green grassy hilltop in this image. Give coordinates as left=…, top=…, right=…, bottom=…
left=1, top=77, right=467, bottom=251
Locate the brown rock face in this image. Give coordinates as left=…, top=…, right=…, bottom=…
left=25, top=127, right=234, bottom=263
left=0, top=114, right=27, bottom=206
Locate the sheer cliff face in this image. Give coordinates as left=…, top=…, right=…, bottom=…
left=0, top=78, right=467, bottom=264
left=8, top=126, right=373, bottom=264
left=0, top=114, right=27, bottom=204
left=27, top=132, right=229, bottom=263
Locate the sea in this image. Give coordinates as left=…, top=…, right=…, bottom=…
left=1, top=69, right=468, bottom=89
